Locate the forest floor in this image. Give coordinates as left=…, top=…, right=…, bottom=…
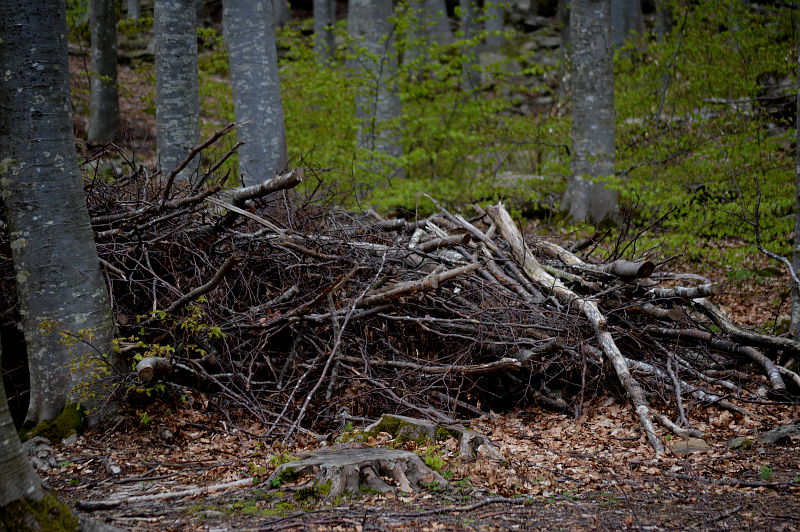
left=50, top=54, right=800, bottom=531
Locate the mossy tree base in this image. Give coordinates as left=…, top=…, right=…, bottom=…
left=0, top=493, right=78, bottom=532
left=366, top=414, right=502, bottom=460
left=266, top=447, right=448, bottom=501
left=22, top=404, right=84, bottom=442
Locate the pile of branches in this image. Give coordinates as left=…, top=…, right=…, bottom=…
left=10, top=130, right=800, bottom=452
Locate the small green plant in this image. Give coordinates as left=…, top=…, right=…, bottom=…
left=139, top=411, right=150, bottom=426
left=759, top=465, right=773, bottom=481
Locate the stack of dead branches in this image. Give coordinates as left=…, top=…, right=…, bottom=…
left=5, top=130, right=799, bottom=453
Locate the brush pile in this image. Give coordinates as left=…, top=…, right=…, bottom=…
left=6, top=133, right=799, bottom=453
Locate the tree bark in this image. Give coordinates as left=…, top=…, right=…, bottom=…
left=314, top=0, right=337, bottom=61
left=610, top=0, right=644, bottom=48
left=655, top=0, right=673, bottom=41
left=0, top=0, right=116, bottom=425
left=420, top=0, right=453, bottom=45
left=224, top=0, right=288, bottom=186
left=485, top=1, right=505, bottom=51
left=459, top=0, right=481, bottom=91
left=273, top=0, right=291, bottom=28
left=562, top=0, right=618, bottom=223
left=792, top=19, right=800, bottom=341
left=347, top=0, right=404, bottom=179
left=154, top=0, right=200, bottom=181
left=127, top=0, right=141, bottom=19
left=88, top=0, right=120, bottom=145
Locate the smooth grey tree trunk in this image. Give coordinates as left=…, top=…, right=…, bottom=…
left=127, top=0, right=141, bottom=19
left=0, top=0, right=115, bottom=426
left=314, top=0, right=337, bottom=61
left=348, top=0, right=404, bottom=179
left=610, top=0, right=644, bottom=48
left=88, top=0, right=120, bottom=145
left=655, top=0, right=673, bottom=41
left=562, top=0, right=617, bottom=223
left=459, top=0, right=481, bottom=91
left=420, top=0, right=453, bottom=45
left=273, top=0, right=291, bottom=28
left=154, top=0, right=200, bottom=181
left=224, top=0, right=288, bottom=185
left=792, top=25, right=800, bottom=340
left=485, top=1, right=505, bottom=51
left=0, top=337, right=44, bottom=508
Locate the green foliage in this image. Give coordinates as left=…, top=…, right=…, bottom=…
left=759, top=465, right=773, bottom=481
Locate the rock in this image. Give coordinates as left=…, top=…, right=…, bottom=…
left=727, top=437, right=754, bottom=450
left=22, top=436, right=59, bottom=471
left=671, top=437, right=710, bottom=454
left=756, top=424, right=800, bottom=445
left=199, top=510, right=224, bottom=518
left=62, top=433, right=78, bottom=446
left=102, top=458, right=122, bottom=476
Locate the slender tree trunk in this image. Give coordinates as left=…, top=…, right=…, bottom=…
left=347, top=0, right=404, bottom=179
left=562, top=0, right=618, bottom=223
left=792, top=23, right=800, bottom=340
left=224, top=0, right=288, bottom=185
left=459, top=0, right=481, bottom=91
left=88, top=0, right=120, bottom=145
left=314, top=0, right=336, bottom=61
left=0, top=0, right=116, bottom=426
left=485, top=1, right=505, bottom=51
left=273, top=0, right=290, bottom=28
left=655, top=0, right=673, bottom=41
left=127, top=0, right=141, bottom=19
left=421, top=0, right=453, bottom=45
left=154, top=0, right=200, bottom=181
left=610, top=0, right=644, bottom=48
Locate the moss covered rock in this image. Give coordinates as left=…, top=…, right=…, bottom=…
left=0, top=493, right=79, bottom=532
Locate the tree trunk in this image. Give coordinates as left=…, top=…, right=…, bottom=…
left=347, top=0, right=404, bottom=179
left=792, top=20, right=800, bottom=341
left=224, top=0, right=288, bottom=186
left=313, top=0, right=336, bottom=60
left=459, top=0, right=481, bottom=91
left=127, top=0, right=141, bottom=19
left=655, top=0, right=673, bottom=41
left=0, top=334, right=44, bottom=510
left=562, top=0, right=618, bottom=223
left=485, top=1, right=505, bottom=51
left=421, top=0, right=453, bottom=45
left=154, top=0, right=200, bottom=181
left=88, top=0, right=120, bottom=145
left=610, top=0, right=644, bottom=48
left=0, top=0, right=116, bottom=426
left=273, top=0, right=290, bottom=28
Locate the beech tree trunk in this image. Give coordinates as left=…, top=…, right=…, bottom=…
left=0, top=0, right=116, bottom=426
left=485, top=1, right=505, bottom=51
left=655, top=0, right=673, bottom=41
left=224, top=0, right=288, bottom=185
left=0, top=336, right=44, bottom=512
left=347, top=0, right=404, bottom=179
left=459, top=0, right=481, bottom=91
left=420, top=0, right=453, bottom=45
left=610, top=0, right=644, bottom=48
left=792, top=22, right=800, bottom=340
left=314, top=0, right=336, bottom=61
left=562, top=0, right=618, bottom=223
left=88, top=0, right=120, bottom=145
left=273, top=0, right=291, bottom=28
left=154, top=0, right=200, bottom=181
left=127, top=0, right=141, bottom=19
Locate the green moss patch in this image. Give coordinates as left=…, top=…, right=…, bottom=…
left=25, top=404, right=85, bottom=442
left=0, top=493, right=78, bottom=532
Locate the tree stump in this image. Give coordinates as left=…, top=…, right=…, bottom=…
left=366, top=414, right=502, bottom=460
left=266, top=447, right=448, bottom=500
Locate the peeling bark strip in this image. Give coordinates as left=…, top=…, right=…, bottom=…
left=486, top=204, right=664, bottom=453
left=155, top=0, right=200, bottom=181
left=0, top=0, right=115, bottom=424
left=224, top=0, right=288, bottom=186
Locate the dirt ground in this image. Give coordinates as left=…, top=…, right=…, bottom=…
left=39, top=396, right=799, bottom=531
